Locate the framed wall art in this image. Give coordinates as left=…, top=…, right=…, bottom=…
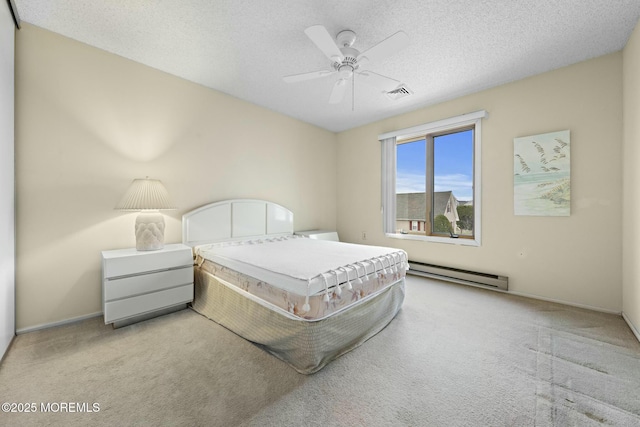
left=514, top=130, right=570, bottom=216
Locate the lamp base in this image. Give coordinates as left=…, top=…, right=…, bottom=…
left=135, top=212, right=165, bottom=251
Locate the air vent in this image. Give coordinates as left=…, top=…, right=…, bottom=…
left=385, top=85, right=414, bottom=100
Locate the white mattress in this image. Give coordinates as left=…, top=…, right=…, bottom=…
left=195, top=236, right=408, bottom=296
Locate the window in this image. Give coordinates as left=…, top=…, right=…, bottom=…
left=396, top=128, right=473, bottom=237
left=380, top=110, right=487, bottom=246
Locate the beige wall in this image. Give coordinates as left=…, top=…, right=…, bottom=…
left=623, top=21, right=640, bottom=337
left=15, top=24, right=337, bottom=330
left=337, top=53, right=623, bottom=313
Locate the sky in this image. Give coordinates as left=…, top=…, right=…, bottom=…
left=396, top=129, right=474, bottom=200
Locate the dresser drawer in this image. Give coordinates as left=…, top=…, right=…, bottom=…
left=104, top=283, right=193, bottom=323
left=104, top=266, right=193, bottom=301
left=102, top=245, right=193, bottom=278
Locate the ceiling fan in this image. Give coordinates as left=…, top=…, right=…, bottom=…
left=283, top=25, right=409, bottom=105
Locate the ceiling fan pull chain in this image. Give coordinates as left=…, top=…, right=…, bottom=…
left=352, top=71, right=355, bottom=111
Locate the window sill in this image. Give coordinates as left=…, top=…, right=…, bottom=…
left=386, top=233, right=480, bottom=247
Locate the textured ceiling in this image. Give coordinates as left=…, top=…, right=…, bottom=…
left=13, top=0, right=640, bottom=133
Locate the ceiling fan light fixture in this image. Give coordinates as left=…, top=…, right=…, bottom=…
left=338, top=65, right=354, bottom=79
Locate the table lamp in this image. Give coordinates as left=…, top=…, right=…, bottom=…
left=115, top=177, right=176, bottom=251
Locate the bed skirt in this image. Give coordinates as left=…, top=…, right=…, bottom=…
left=192, top=267, right=405, bottom=374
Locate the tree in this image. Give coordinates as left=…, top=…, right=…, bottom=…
left=457, top=205, right=473, bottom=231
left=433, top=214, right=452, bottom=233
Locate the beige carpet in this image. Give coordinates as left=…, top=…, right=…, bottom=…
left=1, top=275, right=639, bottom=426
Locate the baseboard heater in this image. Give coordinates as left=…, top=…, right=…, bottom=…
left=408, top=261, right=508, bottom=291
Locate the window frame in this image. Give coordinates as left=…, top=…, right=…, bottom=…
left=380, top=110, right=487, bottom=247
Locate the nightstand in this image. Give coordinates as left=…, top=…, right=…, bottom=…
left=294, top=230, right=340, bottom=241
left=102, top=243, right=194, bottom=328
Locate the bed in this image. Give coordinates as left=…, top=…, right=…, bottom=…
left=182, top=199, right=407, bottom=374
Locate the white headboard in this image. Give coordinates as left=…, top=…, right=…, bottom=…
left=182, top=199, right=294, bottom=247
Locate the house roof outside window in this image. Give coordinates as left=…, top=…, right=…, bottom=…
left=396, top=191, right=459, bottom=221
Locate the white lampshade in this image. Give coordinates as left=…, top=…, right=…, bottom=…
left=115, top=178, right=176, bottom=251
left=115, top=178, right=175, bottom=211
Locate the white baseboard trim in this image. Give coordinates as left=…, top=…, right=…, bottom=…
left=622, top=312, right=640, bottom=343
left=16, top=312, right=103, bottom=335
left=507, top=290, right=621, bottom=315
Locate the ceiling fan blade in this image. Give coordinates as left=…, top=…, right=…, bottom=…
left=283, top=69, right=334, bottom=83
left=305, top=25, right=344, bottom=63
left=329, top=79, right=348, bottom=104
left=357, top=70, right=402, bottom=92
left=357, top=31, right=409, bottom=67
